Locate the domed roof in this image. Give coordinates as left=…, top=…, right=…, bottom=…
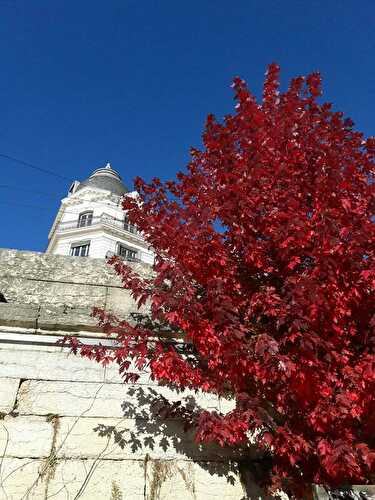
left=75, top=163, right=128, bottom=196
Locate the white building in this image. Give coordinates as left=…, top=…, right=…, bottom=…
left=46, top=162, right=154, bottom=264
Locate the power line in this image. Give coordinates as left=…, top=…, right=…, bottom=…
left=0, top=153, right=73, bottom=182
left=0, top=201, right=56, bottom=212
left=0, top=183, right=126, bottom=210
left=0, top=184, right=62, bottom=198
left=0, top=201, right=82, bottom=214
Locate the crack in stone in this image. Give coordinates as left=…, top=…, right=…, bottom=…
left=35, top=305, right=41, bottom=333
left=11, top=378, right=27, bottom=415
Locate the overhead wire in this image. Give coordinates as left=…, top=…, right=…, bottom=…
left=0, top=155, right=127, bottom=216
left=0, top=200, right=96, bottom=216
left=0, top=201, right=59, bottom=213
left=0, top=188, right=125, bottom=215
left=0, top=153, right=74, bottom=182
left=0, top=184, right=63, bottom=198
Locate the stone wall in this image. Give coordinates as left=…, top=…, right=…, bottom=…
left=0, top=345, right=246, bottom=500
left=3, top=249, right=370, bottom=499
left=0, top=249, right=247, bottom=500
left=0, top=248, right=142, bottom=316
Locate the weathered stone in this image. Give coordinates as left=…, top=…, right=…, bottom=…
left=0, top=248, right=120, bottom=286
left=0, top=457, right=145, bottom=500
left=105, top=286, right=149, bottom=316
left=0, top=247, right=150, bottom=287
left=0, top=325, right=119, bottom=344
left=37, top=304, right=100, bottom=332
left=0, top=457, right=247, bottom=500
left=0, top=415, right=53, bottom=457
left=0, top=345, right=124, bottom=383
left=0, top=303, right=38, bottom=329
left=17, top=380, right=219, bottom=418
left=0, top=377, right=19, bottom=413
left=55, top=416, right=236, bottom=461
left=48, top=458, right=145, bottom=499
left=2, top=276, right=108, bottom=310
left=0, top=249, right=152, bottom=322
left=0, top=458, right=45, bottom=499
left=145, top=459, right=245, bottom=500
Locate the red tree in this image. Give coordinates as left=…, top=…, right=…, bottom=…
left=67, top=65, right=375, bottom=496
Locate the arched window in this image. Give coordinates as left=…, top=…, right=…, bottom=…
left=77, top=211, right=93, bottom=228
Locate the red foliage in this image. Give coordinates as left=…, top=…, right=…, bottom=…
left=66, top=65, right=375, bottom=494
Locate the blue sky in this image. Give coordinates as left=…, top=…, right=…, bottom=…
left=0, top=0, right=374, bottom=251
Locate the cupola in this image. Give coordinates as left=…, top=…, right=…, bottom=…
left=70, top=163, right=128, bottom=197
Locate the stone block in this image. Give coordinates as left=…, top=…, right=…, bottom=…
left=0, top=303, right=38, bottom=329
left=0, top=248, right=153, bottom=317
left=17, top=380, right=126, bottom=418
left=0, top=248, right=119, bottom=286
left=105, top=286, right=149, bottom=316
left=0, top=377, right=19, bottom=413
left=0, top=345, right=123, bottom=383
left=0, top=248, right=151, bottom=288
left=145, top=459, right=245, bottom=500
left=55, top=416, right=237, bottom=462
left=0, top=326, right=121, bottom=346
left=3, top=277, right=109, bottom=310
left=0, top=457, right=145, bottom=500
left=0, top=458, right=45, bottom=499
left=17, top=380, right=219, bottom=418
left=0, top=415, right=53, bottom=457
left=47, top=458, right=145, bottom=500
left=37, top=304, right=100, bottom=332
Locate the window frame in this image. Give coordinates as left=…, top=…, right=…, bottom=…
left=70, top=241, right=90, bottom=257
left=77, top=211, right=94, bottom=228
left=116, top=243, right=138, bottom=261
left=123, top=215, right=137, bottom=234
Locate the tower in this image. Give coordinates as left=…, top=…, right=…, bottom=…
left=46, top=163, right=154, bottom=264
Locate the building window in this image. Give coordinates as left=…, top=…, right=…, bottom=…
left=77, top=211, right=93, bottom=228
left=123, top=215, right=136, bottom=234
left=117, top=243, right=138, bottom=261
left=70, top=242, right=90, bottom=257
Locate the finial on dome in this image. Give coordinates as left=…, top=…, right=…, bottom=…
left=105, top=162, right=111, bottom=169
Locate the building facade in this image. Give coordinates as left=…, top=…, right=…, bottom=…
left=46, top=163, right=154, bottom=264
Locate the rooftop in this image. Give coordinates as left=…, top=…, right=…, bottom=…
left=75, top=162, right=128, bottom=196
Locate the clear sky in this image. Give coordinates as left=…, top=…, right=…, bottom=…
left=0, top=0, right=374, bottom=251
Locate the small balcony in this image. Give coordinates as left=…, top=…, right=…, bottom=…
left=56, top=213, right=142, bottom=239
